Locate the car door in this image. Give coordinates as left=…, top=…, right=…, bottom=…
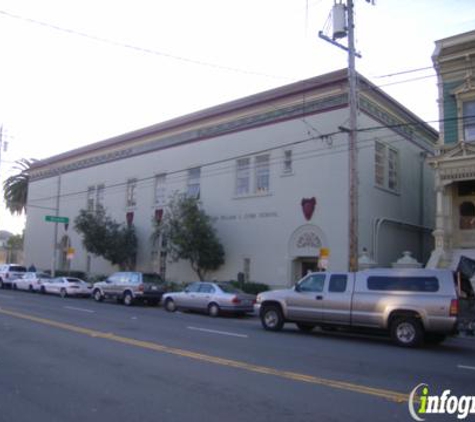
left=321, top=274, right=352, bottom=325
left=178, top=282, right=201, bottom=309
left=103, top=273, right=121, bottom=297
left=286, top=273, right=326, bottom=322
left=196, top=283, right=216, bottom=311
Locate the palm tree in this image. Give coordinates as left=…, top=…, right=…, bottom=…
left=3, top=158, right=36, bottom=215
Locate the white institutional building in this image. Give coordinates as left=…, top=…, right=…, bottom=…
left=24, top=69, right=437, bottom=287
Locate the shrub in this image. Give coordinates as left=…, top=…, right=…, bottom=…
left=230, top=281, right=269, bottom=295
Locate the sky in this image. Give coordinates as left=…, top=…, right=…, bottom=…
left=1, top=0, right=475, bottom=235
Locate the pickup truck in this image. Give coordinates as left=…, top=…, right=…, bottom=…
left=255, top=268, right=475, bottom=347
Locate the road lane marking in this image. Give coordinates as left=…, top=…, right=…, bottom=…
left=187, top=326, right=248, bottom=338
left=0, top=307, right=411, bottom=403
left=458, top=365, right=475, bottom=371
left=63, top=306, right=95, bottom=314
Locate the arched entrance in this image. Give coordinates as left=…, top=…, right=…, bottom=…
left=288, top=225, right=328, bottom=283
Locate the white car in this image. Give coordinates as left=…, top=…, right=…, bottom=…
left=44, top=277, right=92, bottom=298
left=13, top=272, right=52, bottom=292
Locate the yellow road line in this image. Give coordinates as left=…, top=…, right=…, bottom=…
left=0, top=306, right=411, bottom=403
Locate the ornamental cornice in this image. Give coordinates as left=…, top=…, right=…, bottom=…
left=30, top=94, right=348, bottom=181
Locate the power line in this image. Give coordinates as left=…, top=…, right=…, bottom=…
left=0, top=9, right=288, bottom=82
left=27, top=115, right=436, bottom=207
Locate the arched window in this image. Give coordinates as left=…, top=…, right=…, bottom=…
left=459, top=201, right=475, bottom=230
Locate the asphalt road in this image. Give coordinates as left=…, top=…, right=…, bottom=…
left=0, top=289, right=474, bottom=422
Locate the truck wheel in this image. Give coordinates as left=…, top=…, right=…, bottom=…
left=93, top=289, right=103, bottom=302
left=390, top=317, right=423, bottom=348
left=296, top=323, right=316, bottom=333
left=123, top=292, right=133, bottom=306
left=260, top=305, right=284, bottom=331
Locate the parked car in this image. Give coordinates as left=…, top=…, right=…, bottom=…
left=255, top=269, right=475, bottom=347
left=13, top=272, right=52, bottom=292
left=162, top=281, right=256, bottom=317
left=44, top=277, right=92, bottom=298
left=92, top=272, right=166, bottom=306
left=0, top=264, right=27, bottom=289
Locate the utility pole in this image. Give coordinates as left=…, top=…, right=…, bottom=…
left=319, top=0, right=374, bottom=271
left=51, top=171, right=61, bottom=277
left=347, top=0, right=358, bottom=272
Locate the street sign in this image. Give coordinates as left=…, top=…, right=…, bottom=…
left=45, top=215, right=69, bottom=224
left=66, top=247, right=75, bottom=260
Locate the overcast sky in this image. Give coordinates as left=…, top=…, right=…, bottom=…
left=1, top=0, right=475, bottom=234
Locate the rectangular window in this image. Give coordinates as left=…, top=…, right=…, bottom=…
left=87, top=186, right=95, bottom=211
left=255, top=154, right=270, bottom=193
left=126, top=178, right=137, bottom=207
left=463, top=100, right=475, bottom=142
left=388, top=148, right=399, bottom=191
left=367, top=276, right=439, bottom=292
left=283, top=150, right=293, bottom=174
left=244, top=258, right=251, bottom=283
left=187, top=167, right=201, bottom=198
left=375, top=141, right=399, bottom=192
left=329, top=274, right=348, bottom=292
left=154, top=174, right=166, bottom=206
left=375, top=141, right=385, bottom=187
left=236, top=158, right=250, bottom=196
left=96, top=184, right=105, bottom=209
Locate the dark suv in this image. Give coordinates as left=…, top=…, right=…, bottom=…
left=92, top=272, right=167, bottom=306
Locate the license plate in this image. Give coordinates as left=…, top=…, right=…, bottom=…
left=151, top=286, right=157, bottom=291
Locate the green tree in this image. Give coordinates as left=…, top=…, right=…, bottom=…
left=74, top=206, right=137, bottom=270
left=6, top=233, right=24, bottom=250
left=3, top=158, right=36, bottom=215
left=154, top=194, right=225, bottom=280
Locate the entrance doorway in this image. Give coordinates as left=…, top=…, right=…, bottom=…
left=292, top=258, right=319, bottom=283
left=301, top=259, right=319, bottom=277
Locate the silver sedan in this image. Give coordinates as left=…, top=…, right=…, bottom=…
left=162, top=282, right=255, bottom=317
left=44, top=277, right=92, bottom=298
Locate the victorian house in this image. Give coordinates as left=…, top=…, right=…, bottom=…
left=428, top=30, right=475, bottom=269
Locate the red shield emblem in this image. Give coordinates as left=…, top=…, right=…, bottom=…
left=301, top=197, right=316, bottom=221
left=155, top=209, right=163, bottom=222
left=126, top=211, right=134, bottom=226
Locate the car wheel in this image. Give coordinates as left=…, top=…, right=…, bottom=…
left=13, top=283, right=17, bottom=290
left=40, top=286, right=46, bottom=294
left=93, top=289, right=103, bottom=302
left=123, top=292, right=133, bottom=306
left=424, top=333, right=446, bottom=345
left=208, top=303, right=220, bottom=317
left=60, top=288, right=67, bottom=299
left=164, top=298, right=177, bottom=312
left=390, top=317, right=423, bottom=348
left=260, top=305, right=284, bottom=331
left=0, top=280, right=3, bottom=289
left=28, top=285, right=34, bottom=292
left=296, top=322, right=316, bottom=333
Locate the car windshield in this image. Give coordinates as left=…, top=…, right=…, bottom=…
left=38, top=273, right=52, bottom=279
left=142, top=273, right=163, bottom=284
left=218, top=283, right=242, bottom=294
left=10, top=266, right=27, bottom=272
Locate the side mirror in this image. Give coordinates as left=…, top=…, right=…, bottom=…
left=295, top=284, right=301, bottom=293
